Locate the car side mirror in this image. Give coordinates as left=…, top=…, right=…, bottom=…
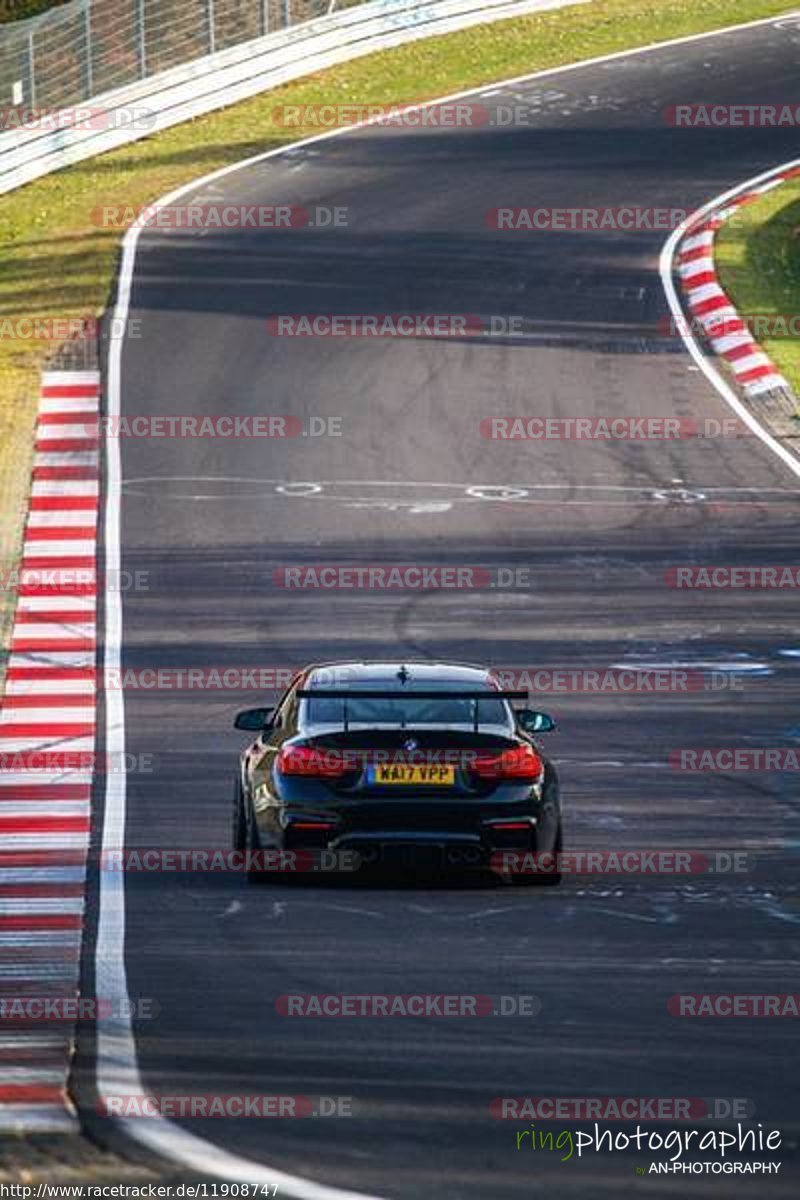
left=234, top=706, right=274, bottom=732
left=516, top=708, right=556, bottom=734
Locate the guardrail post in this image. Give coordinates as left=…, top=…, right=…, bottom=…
left=283, top=0, right=290, bottom=29
left=137, top=0, right=147, bottom=78
left=27, top=28, right=36, bottom=108
left=85, top=0, right=94, bottom=97
left=261, top=0, right=270, bottom=35
left=208, top=0, right=216, bottom=53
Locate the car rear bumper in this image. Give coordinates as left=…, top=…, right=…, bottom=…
left=327, top=827, right=536, bottom=868
left=255, top=802, right=552, bottom=868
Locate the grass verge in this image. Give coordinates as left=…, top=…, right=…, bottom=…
left=715, top=177, right=800, bottom=393
left=0, top=0, right=796, bottom=657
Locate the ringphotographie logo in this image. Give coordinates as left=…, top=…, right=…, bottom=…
left=504, top=1123, right=781, bottom=1172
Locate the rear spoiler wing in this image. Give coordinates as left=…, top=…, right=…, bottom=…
left=296, top=688, right=529, bottom=733
left=296, top=690, right=528, bottom=700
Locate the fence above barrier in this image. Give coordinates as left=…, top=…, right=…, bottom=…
left=0, top=0, right=329, bottom=115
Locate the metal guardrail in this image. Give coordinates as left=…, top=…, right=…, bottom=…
left=0, top=1, right=329, bottom=113
left=0, top=0, right=585, bottom=195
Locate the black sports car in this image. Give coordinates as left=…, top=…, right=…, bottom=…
left=232, top=661, right=562, bottom=882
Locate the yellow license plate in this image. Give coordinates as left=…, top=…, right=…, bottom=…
left=370, top=764, right=455, bottom=786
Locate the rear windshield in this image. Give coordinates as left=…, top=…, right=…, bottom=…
left=304, top=693, right=509, bottom=727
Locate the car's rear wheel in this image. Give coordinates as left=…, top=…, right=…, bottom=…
left=512, top=820, right=562, bottom=886
left=232, top=775, right=247, bottom=852
left=245, top=803, right=267, bottom=884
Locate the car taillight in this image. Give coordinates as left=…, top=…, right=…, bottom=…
left=484, top=819, right=533, bottom=830
left=288, top=820, right=337, bottom=831
left=470, top=744, right=543, bottom=782
left=277, top=746, right=349, bottom=779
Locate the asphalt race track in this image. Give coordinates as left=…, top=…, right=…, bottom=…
left=78, top=14, right=800, bottom=1197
